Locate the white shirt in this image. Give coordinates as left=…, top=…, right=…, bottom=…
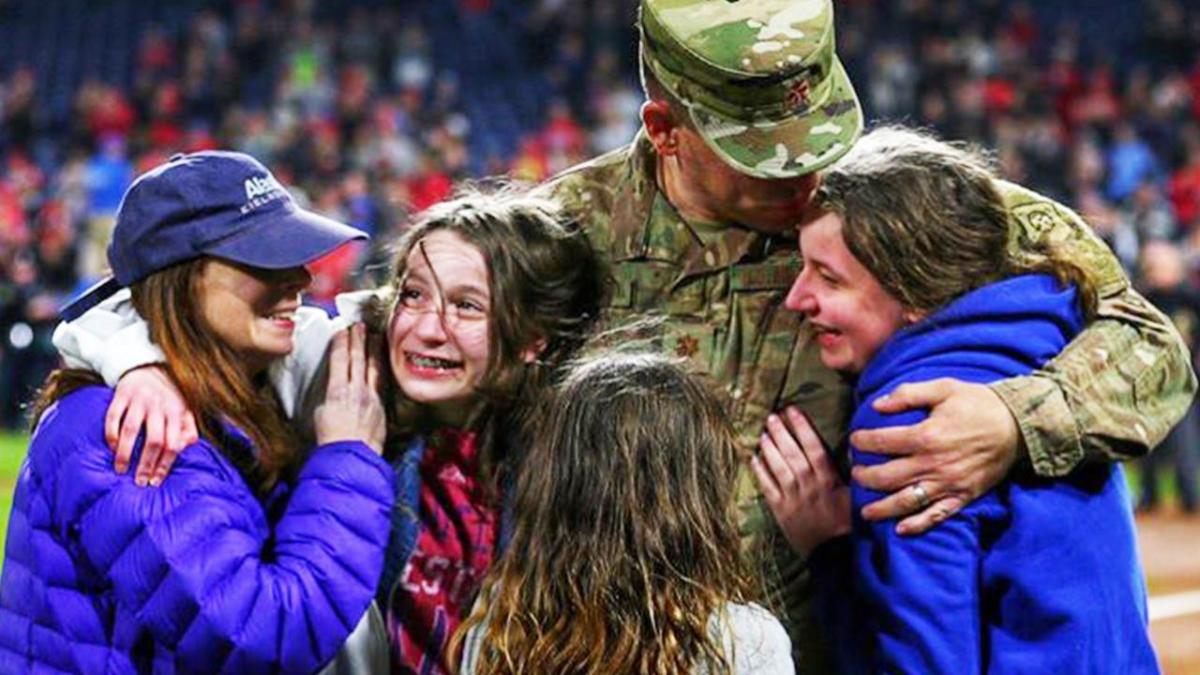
left=458, top=601, right=794, bottom=674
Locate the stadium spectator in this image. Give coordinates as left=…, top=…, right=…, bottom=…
left=1138, top=239, right=1200, bottom=514
left=1124, top=180, right=1179, bottom=244
left=1170, top=132, right=1200, bottom=233
left=0, top=68, right=38, bottom=154
left=79, top=134, right=134, bottom=282
left=1108, top=122, right=1166, bottom=203
left=0, top=253, right=58, bottom=428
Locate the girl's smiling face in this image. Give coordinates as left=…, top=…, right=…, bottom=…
left=387, top=229, right=492, bottom=425
left=785, top=212, right=912, bottom=373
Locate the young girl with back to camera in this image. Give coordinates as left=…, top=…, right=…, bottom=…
left=455, top=351, right=794, bottom=675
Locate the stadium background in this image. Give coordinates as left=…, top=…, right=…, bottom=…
left=0, top=0, right=1198, bottom=671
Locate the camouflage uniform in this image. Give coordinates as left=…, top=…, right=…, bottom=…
left=542, top=136, right=849, bottom=671
left=543, top=1, right=1196, bottom=672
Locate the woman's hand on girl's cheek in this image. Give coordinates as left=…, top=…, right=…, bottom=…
left=751, top=406, right=850, bottom=557
left=105, top=365, right=198, bottom=487
left=315, top=324, right=387, bottom=455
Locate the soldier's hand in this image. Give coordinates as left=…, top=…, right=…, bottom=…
left=751, top=406, right=850, bottom=556
left=849, top=378, right=1021, bottom=536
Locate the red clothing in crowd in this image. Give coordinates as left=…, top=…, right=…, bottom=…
left=1171, top=161, right=1200, bottom=230
left=88, top=89, right=137, bottom=140
left=407, top=170, right=454, bottom=213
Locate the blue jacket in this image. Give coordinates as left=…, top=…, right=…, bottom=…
left=816, top=275, right=1157, bottom=674
left=0, top=386, right=398, bottom=674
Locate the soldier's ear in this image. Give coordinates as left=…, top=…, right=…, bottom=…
left=641, top=100, right=679, bottom=156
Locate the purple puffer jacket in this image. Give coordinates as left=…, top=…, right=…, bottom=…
left=0, top=386, right=396, bottom=674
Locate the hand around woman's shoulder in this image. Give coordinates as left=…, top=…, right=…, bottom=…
left=34, top=384, right=249, bottom=526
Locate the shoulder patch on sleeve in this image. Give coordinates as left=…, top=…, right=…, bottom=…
left=1009, top=201, right=1060, bottom=242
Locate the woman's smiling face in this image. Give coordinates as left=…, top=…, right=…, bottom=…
left=387, top=229, right=492, bottom=425
left=197, top=259, right=311, bottom=375
left=785, top=212, right=910, bottom=373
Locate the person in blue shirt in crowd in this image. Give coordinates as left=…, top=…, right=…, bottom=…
left=752, top=126, right=1158, bottom=674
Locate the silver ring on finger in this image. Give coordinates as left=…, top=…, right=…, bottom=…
left=909, top=483, right=930, bottom=510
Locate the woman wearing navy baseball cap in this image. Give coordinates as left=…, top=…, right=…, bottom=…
left=0, top=151, right=400, bottom=672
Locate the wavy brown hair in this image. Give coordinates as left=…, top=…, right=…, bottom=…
left=362, top=187, right=607, bottom=487
left=814, top=125, right=1098, bottom=318
left=34, top=258, right=301, bottom=492
left=452, top=352, right=755, bottom=675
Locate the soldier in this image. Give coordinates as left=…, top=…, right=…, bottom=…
left=539, top=0, right=1195, bottom=671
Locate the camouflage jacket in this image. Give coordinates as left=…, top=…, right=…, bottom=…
left=543, top=137, right=847, bottom=670
left=991, top=179, right=1196, bottom=474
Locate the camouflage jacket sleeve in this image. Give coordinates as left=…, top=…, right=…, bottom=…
left=991, top=181, right=1197, bottom=477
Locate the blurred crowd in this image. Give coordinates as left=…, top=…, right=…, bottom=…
left=0, top=0, right=1197, bottom=510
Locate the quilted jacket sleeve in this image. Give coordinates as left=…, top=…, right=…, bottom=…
left=54, top=388, right=397, bottom=673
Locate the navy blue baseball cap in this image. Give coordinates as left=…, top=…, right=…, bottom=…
left=61, top=151, right=367, bottom=321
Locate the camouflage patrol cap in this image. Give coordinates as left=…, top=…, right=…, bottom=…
left=640, top=0, right=863, bottom=179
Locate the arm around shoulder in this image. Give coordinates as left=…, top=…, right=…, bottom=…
left=52, top=290, right=165, bottom=385
left=54, top=291, right=343, bottom=420
left=995, top=183, right=1197, bottom=476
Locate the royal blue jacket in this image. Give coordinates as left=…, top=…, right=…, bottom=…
left=816, top=275, right=1158, bottom=674
left=0, top=385, right=397, bottom=674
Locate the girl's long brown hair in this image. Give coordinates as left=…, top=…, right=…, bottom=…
left=452, top=352, right=754, bottom=674
left=35, top=258, right=301, bottom=492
